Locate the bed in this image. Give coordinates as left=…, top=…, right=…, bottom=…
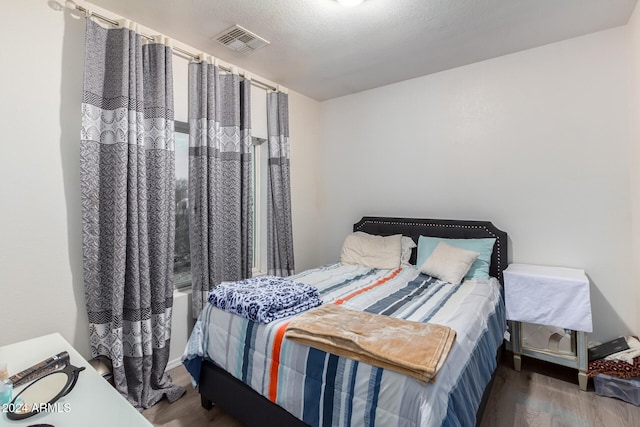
left=182, top=216, right=508, bottom=426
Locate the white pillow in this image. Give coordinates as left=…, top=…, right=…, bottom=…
left=418, top=241, right=479, bottom=284
left=401, top=236, right=417, bottom=266
left=341, top=232, right=402, bottom=269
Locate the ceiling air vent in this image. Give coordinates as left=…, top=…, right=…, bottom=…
left=214, top=25, right=270, bottom=54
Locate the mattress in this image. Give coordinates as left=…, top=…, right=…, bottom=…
left=183, top=263, right=506, bottom=427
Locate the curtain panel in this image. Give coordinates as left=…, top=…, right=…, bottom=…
left=188, top=61, right=253, bottom=317
left=266, top=92, right=295, bottom=276
left=80, top=19, right=184, bottom=409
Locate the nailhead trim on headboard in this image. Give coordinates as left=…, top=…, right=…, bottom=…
left=353, top=217, right=508, bottom=284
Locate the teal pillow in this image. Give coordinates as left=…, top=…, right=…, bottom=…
left=416, top=236, right=496, bottom=280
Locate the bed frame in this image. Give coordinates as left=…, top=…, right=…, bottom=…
left=198, top=216, right=508, bottom=427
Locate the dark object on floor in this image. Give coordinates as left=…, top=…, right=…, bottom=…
left=594, top=374, right=640, bottom=406
left=88, top=355, right=114, bottom=386
left=588, top=337, right=629, bottom=362
left=588, top=355, right=640, bottom=379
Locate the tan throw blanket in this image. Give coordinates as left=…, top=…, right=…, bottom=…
left=285, top=304, right=456, bottom=383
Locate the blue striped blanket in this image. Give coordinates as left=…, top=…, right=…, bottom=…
left=184, top=263, right=505, bottom=426
left=208, top=276, right=322, bottom=323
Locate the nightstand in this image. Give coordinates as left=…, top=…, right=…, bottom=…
left=504, top=263, right=592, bottom=391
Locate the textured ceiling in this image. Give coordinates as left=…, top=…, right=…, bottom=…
left=88, top=0, right=638, bottom=101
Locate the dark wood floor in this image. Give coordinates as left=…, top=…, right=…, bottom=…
left=144, top=353, right=640, bottom=426
left=479, top=354, right=640, bottom=427
left=143, top=364, right=243, bottom=427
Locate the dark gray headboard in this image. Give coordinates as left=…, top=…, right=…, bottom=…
left=353, top=216, right=508, bottom=285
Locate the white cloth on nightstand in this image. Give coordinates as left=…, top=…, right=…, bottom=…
left=504, top=263, right=592, bottom=333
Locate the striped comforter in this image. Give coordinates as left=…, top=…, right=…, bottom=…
left=183, top=263, right=506, bottom=427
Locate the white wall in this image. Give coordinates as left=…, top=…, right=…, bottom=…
left=1, top=2, right=90, bottom=356
left=0, top=1, right=323, bottom=360
left=1, top=0, right=634, bottom=356
left=290, top=91, right=323, bottom=272
left=317, top=28, right=633, bottom=342
left=628, top=4, right=640, bottom=337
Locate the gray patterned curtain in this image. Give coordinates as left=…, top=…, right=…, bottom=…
left=80, top=19, right=184, bottom=409
left=189, top=61, right=252, bottom=317
left=267, top=92, right=295, bottom=276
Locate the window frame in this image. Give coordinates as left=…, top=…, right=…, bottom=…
left=174, top=120, right=191, bottom=290
left=252, top=136, right=267, bottom=277
left=172, top=122, right=267, bottom=287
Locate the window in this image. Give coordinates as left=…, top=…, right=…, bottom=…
left=173, top=122, right=267, bottom=287
left=174, top=121, right=191, bottom=289
left=250, top=85, right=269, bottom=276
left=252, top=136, right=268, bottom=276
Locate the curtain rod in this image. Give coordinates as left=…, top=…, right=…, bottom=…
left=69, top=2, right=279, bottom=92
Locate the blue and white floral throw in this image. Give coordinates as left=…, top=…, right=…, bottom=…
left=208, top=276, right=322, bottom=323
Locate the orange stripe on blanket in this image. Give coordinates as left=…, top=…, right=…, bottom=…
left=333, top=268, right=402, bottom=305
left=268, top=321, right=290, bottom=402
left=267, top=268, right=400, bottom=401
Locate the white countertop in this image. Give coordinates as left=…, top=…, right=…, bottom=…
left=0, top=333, right=152, bottom=426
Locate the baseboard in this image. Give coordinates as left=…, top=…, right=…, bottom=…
left=166, top=357, right=183, bottom=371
